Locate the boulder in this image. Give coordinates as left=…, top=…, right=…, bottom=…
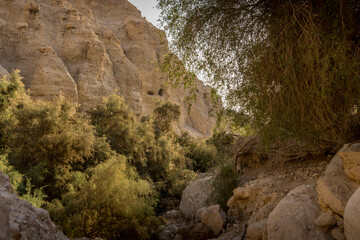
left=331, top=228, right=346, bottom=240
left=196, top=205, right=226, bottom=236
left=267, top=185, right=332, bottom=240
left=316, top=176, right=357, bottom=216
left=0, top=171, right=69, bottom=240
left=339, top=151, right=360, bottom=183
left=316, top=144, right=359, bottom=216
left=176, top=223, right=215, bottom=240
left=179, top=174, right=215, bottom=219
left=344, top=187, right=360, bottom=240
left=227, top=177, right=285, bottom=223
left=315, top=210, right=337, bottom=230
left=247, top=219, right=267, bottom=240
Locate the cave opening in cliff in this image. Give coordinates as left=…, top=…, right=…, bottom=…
left=158, top=88, right=166, bottom=96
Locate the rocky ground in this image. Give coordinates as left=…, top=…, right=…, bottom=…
left=158, top=143, right=360, bottom=240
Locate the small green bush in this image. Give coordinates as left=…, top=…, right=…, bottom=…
left=213, top=162, right=238, bottom=211
left=176, top=132, right=220, bottom=172
left=49, top=155, right=158, bottom=240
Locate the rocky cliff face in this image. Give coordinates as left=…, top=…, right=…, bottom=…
left=0, top=0, right=214, bottom=137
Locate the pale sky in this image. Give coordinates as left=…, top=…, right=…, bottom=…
left=128, top=0, right=161, bottom=28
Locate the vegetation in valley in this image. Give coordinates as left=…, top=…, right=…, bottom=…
left=0, top=71, right=232, bottom=240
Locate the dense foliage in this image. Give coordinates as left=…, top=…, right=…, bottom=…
left=158, top=0, right=360, bottom=149
left=0, top=71, right=229, bottom=239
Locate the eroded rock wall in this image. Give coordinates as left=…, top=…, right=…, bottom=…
left=0, top=0, right=214, bottom=137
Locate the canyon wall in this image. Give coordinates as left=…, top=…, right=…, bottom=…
left=0, top=0, right=214, bottom=137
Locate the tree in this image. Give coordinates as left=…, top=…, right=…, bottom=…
left=158, top=0, right=360, bottom=149
left=6, top=97, right=95, bottom=199
left=153, top=101, right=180, bottom=138
left=49, top=155, right=158, bottom=240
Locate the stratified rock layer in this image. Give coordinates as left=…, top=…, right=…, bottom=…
left=0, top=0, right=214, bottom=137
left=0, top=170, right=69, bottom=240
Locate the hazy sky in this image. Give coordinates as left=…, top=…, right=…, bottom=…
left=128, top=0, right=161, bottom=28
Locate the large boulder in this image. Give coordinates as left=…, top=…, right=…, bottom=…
left=267, top=185, right=331, bottom=240
left=196, top=205, right=226, bottom=236
left=179, top=174, right=215, bottom=219
left=344, top=187, right=360, bottom=240
left=316, top=144, right=360, bottom=216
left=0, top=171, right=69, bottom=240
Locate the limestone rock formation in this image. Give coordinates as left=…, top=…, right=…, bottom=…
left=0, top=0, right=214, bottom=137
left=344, top=187, right=360, bottom=240
left=179, top=174, right=215, bottom=219
left=0, top=170, right=69, bottom=240
left=267, top=185, right=332, bottom=240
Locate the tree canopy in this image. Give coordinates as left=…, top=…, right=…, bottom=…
left=158, top=0, right=360, bottom=149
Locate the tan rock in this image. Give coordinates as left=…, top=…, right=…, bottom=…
left=198, top=205, right=226, bottom=236
left=344, top=187, right=360, bottom=240
left=331, top=228, right=346, bottom=240
left=267, top=185, right=332, bottom=240
left=179, top=174, right=215, bottom=219
left=316, top=176, right=357, bottom=216
left=0, top=64, right=8, bottom=78
left=30, top=46, right=78, bottom=102
left=339, top=151, right=360, bottom=183
left=227, top=177, right=285, bottom=223
left=0, top=171, right=69, bottom=240
left=316, top=143, right=359, bottom=216
left=247, top=219, right=267, bottom=240
left=315, top=210, right=337, bottom=230
left=176, top=223, right=215, bottom=240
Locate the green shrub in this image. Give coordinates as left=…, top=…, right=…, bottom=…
left=153, top=101, right=180, bottom=138
left=49, top=155, right=158, bottom=240
left=5, top=97, right=95, bottom=199
left=176, top=132, right=220, bottom=172
left=213, top=162, right=238, bottom=211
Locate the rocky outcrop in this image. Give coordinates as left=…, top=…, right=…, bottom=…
left=344, top=187, right=360, bottom=240
left=179, top=174, right=216, bottom=219
left=0, top=0, right=214, bottom=137
left=267, top=185, right=331, bottom=240
left=0, top=170, right=68, bottom=240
